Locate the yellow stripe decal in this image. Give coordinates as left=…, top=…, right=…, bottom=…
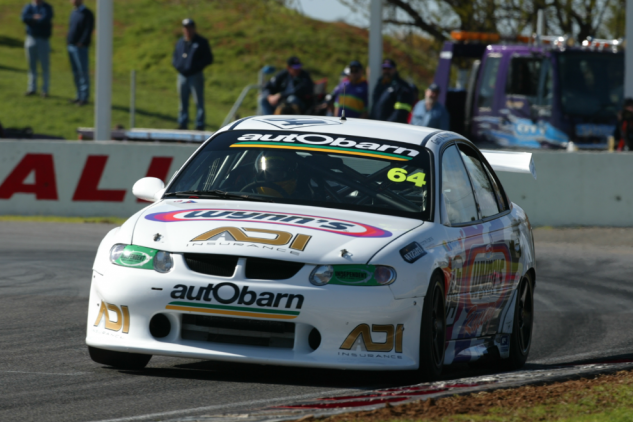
left=166, top=305, right=298, bottom=320
left=230, top=144, right=409, bottom=161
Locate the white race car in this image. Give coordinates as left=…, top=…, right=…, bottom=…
left=87, top=116, right=536, bottom=380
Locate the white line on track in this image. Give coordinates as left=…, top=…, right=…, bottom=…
left=90, top=388, right=360, bottom=422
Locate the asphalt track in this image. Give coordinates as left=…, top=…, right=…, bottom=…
left=1, top=222, right=633, bottom=421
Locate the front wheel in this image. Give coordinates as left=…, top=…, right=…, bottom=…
left=88, top=346, right=152, bottom=370
left=418, top=273, right=446, bottom=381
left=507, top=273, right=534, bottom=369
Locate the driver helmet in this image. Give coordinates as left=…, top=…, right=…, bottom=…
left=254, top=152, right=298, bottom=196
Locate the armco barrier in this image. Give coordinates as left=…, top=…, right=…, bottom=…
left=0, top=141, right=631, bottom=226
left=0, top=140, right=197, bottom=217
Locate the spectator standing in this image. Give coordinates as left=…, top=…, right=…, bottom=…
left=331, top=60, right=368, bottom=118
left=615, top=98, right=633, bottom=151
left=260, top=57, right=314, bottom=115
left=67, top=0, right=94, bottom=106
left=21, top=0, right=54, bottom=98
left=410, top=83, right=450, bottom=130
left=172, top=18, right=213, bottom=130
left=369, top=59, right=413, bottom=123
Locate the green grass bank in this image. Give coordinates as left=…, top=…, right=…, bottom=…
left=0, top=0, right=434, bottom=140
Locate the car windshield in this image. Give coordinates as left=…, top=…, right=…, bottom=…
left=558, top=51, right=623, bottom=118
left=167, top=130, right=432, bottom=220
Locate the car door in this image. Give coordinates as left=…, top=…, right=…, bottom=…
left=441, top=142, right=515, bottom=344
left=439, top=143, right=480, bottom=342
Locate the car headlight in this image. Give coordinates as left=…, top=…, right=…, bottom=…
left=110, top=244, right=173, bottom=273
left=309, top=265, right=333, bottom=286
left=311, top=264, right=397, bottom=286
left=373, top=265, right=397, bottom=285
left=110, top=244, right=127, bottom=264
left=153, top=251, right=173, bottom=273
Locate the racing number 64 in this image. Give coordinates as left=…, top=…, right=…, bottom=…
left=388, top=168, right=426, bottom=187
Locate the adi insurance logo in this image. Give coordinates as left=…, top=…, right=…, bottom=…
left=145, top=209, right=392, bottom=238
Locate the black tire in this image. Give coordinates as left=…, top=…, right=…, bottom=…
left=507, top=273, right=534, bottom=369
left=418, top=272, right=446, bottom=381
left=88, top=346, right=152, bottom=370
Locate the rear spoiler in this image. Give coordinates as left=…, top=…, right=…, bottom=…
left=481, top=150, right=537, bottom=180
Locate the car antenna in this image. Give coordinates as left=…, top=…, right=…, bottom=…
left=340, top=79, right=347, bottom=121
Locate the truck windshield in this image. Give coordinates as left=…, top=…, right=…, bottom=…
left=558, top=52, right=623, bottom=118
left=166, top=131, right=432, bottom=221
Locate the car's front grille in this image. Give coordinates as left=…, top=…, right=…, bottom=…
left=245, top=257, right=304, bottom=280
left=181, top=314, right=295, bottom=348
left=184, top=254, right=239, bottom=277
left=183, top=254, right=304, bottom=280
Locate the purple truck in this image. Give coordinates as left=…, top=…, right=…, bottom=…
left=434, top=32, right=624, bottom=149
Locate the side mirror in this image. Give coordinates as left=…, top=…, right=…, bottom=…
left=132, top=177, right=165, bottom=202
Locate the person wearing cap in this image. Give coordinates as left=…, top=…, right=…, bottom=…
left=410, top=83, right=450, bottom=130
left=260, top=56, right=314, bottom=115
left=331, top=60, right=368, bottom=118
left=21, top=0, right=54, bottom=98
left=172, top=18, right=214, bottom=130
left=67, top=0, right=93, bottom=106
left=369, top=59, right=414, bottom=123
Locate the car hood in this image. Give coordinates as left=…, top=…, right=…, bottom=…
left=132, top=200, right=423, bottom=264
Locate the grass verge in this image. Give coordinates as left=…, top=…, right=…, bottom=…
left=0, top=215, right=124, bottom=225
left=305, top=370, right=633, bottom=422
left=0, top=0, right=434, bottom=140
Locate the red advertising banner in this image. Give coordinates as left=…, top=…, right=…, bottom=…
left=0, top=141, right=196, bottom=217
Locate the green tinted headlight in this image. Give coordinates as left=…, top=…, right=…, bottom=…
left=110, top=245, right=171, bottom=272
left=328, top=264, right=396, bottom=286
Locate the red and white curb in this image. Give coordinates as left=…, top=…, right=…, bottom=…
left=167, top=359, right=633, bottom=422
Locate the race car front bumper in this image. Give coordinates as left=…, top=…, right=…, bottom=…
left=86, top=254, right=423, bottom=370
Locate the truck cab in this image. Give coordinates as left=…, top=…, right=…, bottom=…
left=435, top=32, right=624, bottom=149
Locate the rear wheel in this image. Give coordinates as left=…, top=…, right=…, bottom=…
left=418, top=273, right=446, bottom=381
left=507, top=274, right=534, bottom=369
left=88, top=346, right=152, bottom=370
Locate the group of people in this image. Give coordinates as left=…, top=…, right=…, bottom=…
left=21, top=1, right=448, bottom=131
left=258, top=55, right=450, bottom=130
left=21, top=0, right=93, bottom=105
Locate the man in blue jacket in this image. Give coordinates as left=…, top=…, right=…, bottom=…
left=410, top=83, right=450, bottom=130
left=21, top=0, right=54, bottom=98
left=67, top=0, right=94, bottom=106
left=172, top=19, right=214, bottom=130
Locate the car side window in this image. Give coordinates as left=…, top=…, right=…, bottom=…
left=441, top=145, right=479, bottom=225
left=458, top=144, right=501, bottom=218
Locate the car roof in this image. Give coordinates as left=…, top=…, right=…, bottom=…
left=228, top=116, right=441, bottom=147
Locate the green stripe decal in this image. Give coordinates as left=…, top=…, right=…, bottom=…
left=168, top=301, right=300, bottom=316
left=232, top=142, right=412, bottom=160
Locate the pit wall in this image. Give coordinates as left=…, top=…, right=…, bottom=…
left=496, top=151, right=632, bottom=227
left=0, top=141, right=630, bottom=226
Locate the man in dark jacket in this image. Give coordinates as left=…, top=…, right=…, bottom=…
left=615, top=98, right=633, bottom=151
left=260, top=57, right=314, bottom=115
left=22, top=0, right=54, bottom=97
left=67, top=0, right=94, bottom=106
left=370, top=59, right=413, bottom=123
left=172, top=19, right=213, bottom=130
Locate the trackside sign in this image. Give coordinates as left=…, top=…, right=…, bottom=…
left=0, top=140, right=196, bottom=217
